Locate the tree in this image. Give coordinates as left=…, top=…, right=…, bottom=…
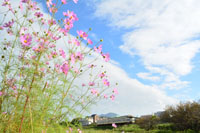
left=160, top=101, right=200, bottom=131
left=135, top=115, right=160, bottom=130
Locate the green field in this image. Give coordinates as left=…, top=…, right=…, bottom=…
left=81, top=124, right=199, bottom=133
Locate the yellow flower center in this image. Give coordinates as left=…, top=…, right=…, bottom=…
left=24, top=40, right=27, bottom=43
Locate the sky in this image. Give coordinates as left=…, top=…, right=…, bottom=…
left=58, top=0, right=200, bottom=116
left=3, top=0, right=200, bottom=116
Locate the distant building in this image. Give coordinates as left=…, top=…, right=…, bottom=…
left=154, top=111, right=164, bottom=117
left=79, top=118, right=91, bottom=126
left=97, top=115, right=136, bottom=126
left=79, top=114, right=137, bottom=126
left=139, top=115, right=152, bottom=119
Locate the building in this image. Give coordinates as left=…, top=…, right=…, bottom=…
left=97, top=115, right=136, bottom=126
left=154, top=111, right=164, bottom=117
left=79, top=114, right=136, bottom=126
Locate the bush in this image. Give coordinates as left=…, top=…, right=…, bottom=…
left=150, top=129, right=173, bottom=133
left=160, top=101, right=200, bottom=131
left=116, top=124, right=146, bottom=132
left=156, top=123, right=175, bottom=131
left=135, top=115, right=160, bottom=130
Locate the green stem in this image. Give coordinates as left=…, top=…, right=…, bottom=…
left=19, top=53, right=42, bottom=132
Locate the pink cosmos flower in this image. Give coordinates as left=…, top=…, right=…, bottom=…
left=41, top=19, right=46, bottom=25
left=31, top=56, right=36, bottom=59
left=51, top=51, right=57, bottom=58
left=63, top=10, right=70, bottom=17
left=46, top=30, right=53, bottom=38
left=2, top=112, right=7, bottom=114
left=47, top=54, right=52, bottom=59
left=63, top=10, right=78, bottom=21
left=0, top=91, right=3, bottom=96
left=77, top=129, right=82, bottom=133
left=82, top=83, right=86, bottom=87
left=34, top=12, right=43, bottom=18
left=91, top=88, right=98, bottom=96
left=20, top=27, right=27, bottom=35
left=74, top=67, right=79, bottom=74
left=59, top=49, right=66, bottom=58
left=40, top=68, right=45, bottom=72
left=94, top=45, right=102, bottom=53
left=113, top=88, right=118, bottom=95
left=102, top=53, right=110, bottom=62
left=20, top=33, right=32, bottom=47
left=48, top=19, right=56, bottom=26
left=7, top=28, right=13, bottom=35
left=3, top=19, right=14, bottom=28
left=55, top=64, right=60, bottom=73
left=61, top=0, right=67, bottom=4
left=70, top=54, right=75, bottom=64
left=52, top=36, right=61, bottom=41
left=12, top=85, right=17, bottom=90
left=49, top=4, right=58, bottom=13
left=46, top=0, right=52, bottom=7
left=69, top=127, right=73, bottom=132
left=75, top=52, right=84, bottom=61
left=59, top=28, right=68, bottom=36
left=103, top=79, right=110, bottom=87
left=77, top=30, right=88, bottom=40
left=21, top=0, right=29, bottom=3
left=104, top=94, right=108, bottom=99
left=32, top=44, right=45, bottom=53
left=73, top=0, right=78, bottom=4
left=0, top=26, right=4, bottom=30
left=88, top=64, right=96, bottom=68
left=99, top=72, right=105, bottom=78
left=110, top=95, right=115, bottom=101
left=2, top=0, right=10, bottom=6
left=55, top=64, right=60, bottom=68
left=19, top=2, right=23, bottom=11
left=61, top=62, right=69, bottom=75
left=28, top=1, right=37, bottom=11
left=49, top=44, right=56, bottom=48
left=87, top=38, right=93, bottom=44
left=89, top=82, right=95, bottom=86
left=112, top=123, right=117, bottom=128
left=68, top=40, right=72, bottom=44
left=64, top=18, right=73, bottom=30
left=72, top=38, right=80, bottom=46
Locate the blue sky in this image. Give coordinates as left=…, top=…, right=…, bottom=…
left=34, top=0, right=200, bottom=116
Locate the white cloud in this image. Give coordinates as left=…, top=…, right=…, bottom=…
left=89, top=60, right=177, bottom=116
left=137, top=72, right=160, bottom=81
left=55, top=35, right=177, bottom=116
left=93, top=0, right=200, bottom=90
left=0, top=0, right=179, bottom=117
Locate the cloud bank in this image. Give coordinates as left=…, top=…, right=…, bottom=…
left=0, top=0, right=179, bottom=116
left=93, top=0, right=200, bottom=90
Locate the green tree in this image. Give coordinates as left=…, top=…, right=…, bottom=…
left=160, top=101, right=200, bottom=131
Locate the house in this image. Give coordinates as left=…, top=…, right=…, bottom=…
left=79, top=118, right=91, bottom=126
left=79, top=114, right=137, bottom=126
left=154, top=111, right=164, bottom=117
left=96, top=115, right=136, bottom=126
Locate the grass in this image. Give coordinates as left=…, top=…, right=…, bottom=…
left=38, top=123, right=200, bottom=133
left=82, top=124, right=146, bottom=133
left=81, top=124, right=200, bottom=133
